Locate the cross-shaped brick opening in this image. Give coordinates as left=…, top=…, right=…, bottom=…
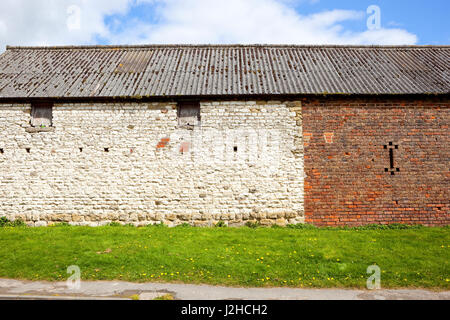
left=384, top=142, right=400, bottom=175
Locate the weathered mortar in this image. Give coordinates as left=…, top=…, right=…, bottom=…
left=0, top=101, right=305, bottom=226
left=302, top=97, right=450, bottom=227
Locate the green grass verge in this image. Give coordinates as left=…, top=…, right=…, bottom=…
left=0, top=223, right=448, bottom=289
left=154, top=294, right=174, bottom=300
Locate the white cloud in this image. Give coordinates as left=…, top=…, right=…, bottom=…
left=0, top=20, right=7, bottom=37
left=387, top=21, right=403, bottom=27
left=0, top=0, right=418, bottom=53
left=342, top=28, right=417, bottom=45
left=0, top=0, right=131, bottom=49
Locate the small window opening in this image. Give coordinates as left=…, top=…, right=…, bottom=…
left=31, top=103, right=53, bottom=128
left=389, top=148, right=394, bottom=168
left=79, top=148, right=83, bottom=152
left=234, top=146, right=238, bottom=152
left=0, top=148, right=3, bottom=154
left=26, top=148, right=31, bottom=153
left=384, top=142, right=400, bottom=176
left=178, top=101, right=200, bottom=128
left=104, top=148, right=109, bottom=153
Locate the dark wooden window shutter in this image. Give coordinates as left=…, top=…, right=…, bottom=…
left=31, top=104, right=53, bottom=127
left=178, top=102, right=200, bottom=128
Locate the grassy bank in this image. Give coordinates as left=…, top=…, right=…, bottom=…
left=0, top=223, right=448, bottom=289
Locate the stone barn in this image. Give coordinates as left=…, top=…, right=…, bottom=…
left=0, top=45, right=448, bottom=227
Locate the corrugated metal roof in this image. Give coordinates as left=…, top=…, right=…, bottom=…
left=0, top=44, right=448, bottom=99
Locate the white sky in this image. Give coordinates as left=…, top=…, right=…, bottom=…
left=0, top=0, right=418, bottom=52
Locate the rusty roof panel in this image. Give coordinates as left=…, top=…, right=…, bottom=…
left=0, top=45, right=448, bottom=99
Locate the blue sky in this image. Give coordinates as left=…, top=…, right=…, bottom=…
left=100, top=0, right=449, bottom=45
left=302, top=0, right=449, bottom=44
left=0, top=0, right=448, bottom=52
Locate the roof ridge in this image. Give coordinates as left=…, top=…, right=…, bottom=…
left=5, top=44, right=450, bottom=50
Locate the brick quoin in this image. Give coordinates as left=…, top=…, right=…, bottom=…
left=302, top=96, right=450, bottom=227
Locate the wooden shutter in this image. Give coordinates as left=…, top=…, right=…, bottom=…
left=178, top=102, right=200, bottom=128
left=31, top=105, right=53, bottom=127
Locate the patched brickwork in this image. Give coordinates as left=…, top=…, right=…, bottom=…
left=0, top=101, right=304, bottom=226
left=303, top=97, right=450, bottom=226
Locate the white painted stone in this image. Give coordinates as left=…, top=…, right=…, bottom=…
left=0, top=101, right=304, bottom=226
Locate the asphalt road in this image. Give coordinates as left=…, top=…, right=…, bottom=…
left=0, top=279, right=448, bottom=300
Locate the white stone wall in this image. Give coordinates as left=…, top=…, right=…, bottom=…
left=0, top=101, right=304, bottom=226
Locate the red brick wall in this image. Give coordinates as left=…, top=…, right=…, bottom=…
left=302, top=97, right=450, bottom=226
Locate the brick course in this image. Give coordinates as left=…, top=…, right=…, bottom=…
left=302, top=97, right=450, bottom=226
